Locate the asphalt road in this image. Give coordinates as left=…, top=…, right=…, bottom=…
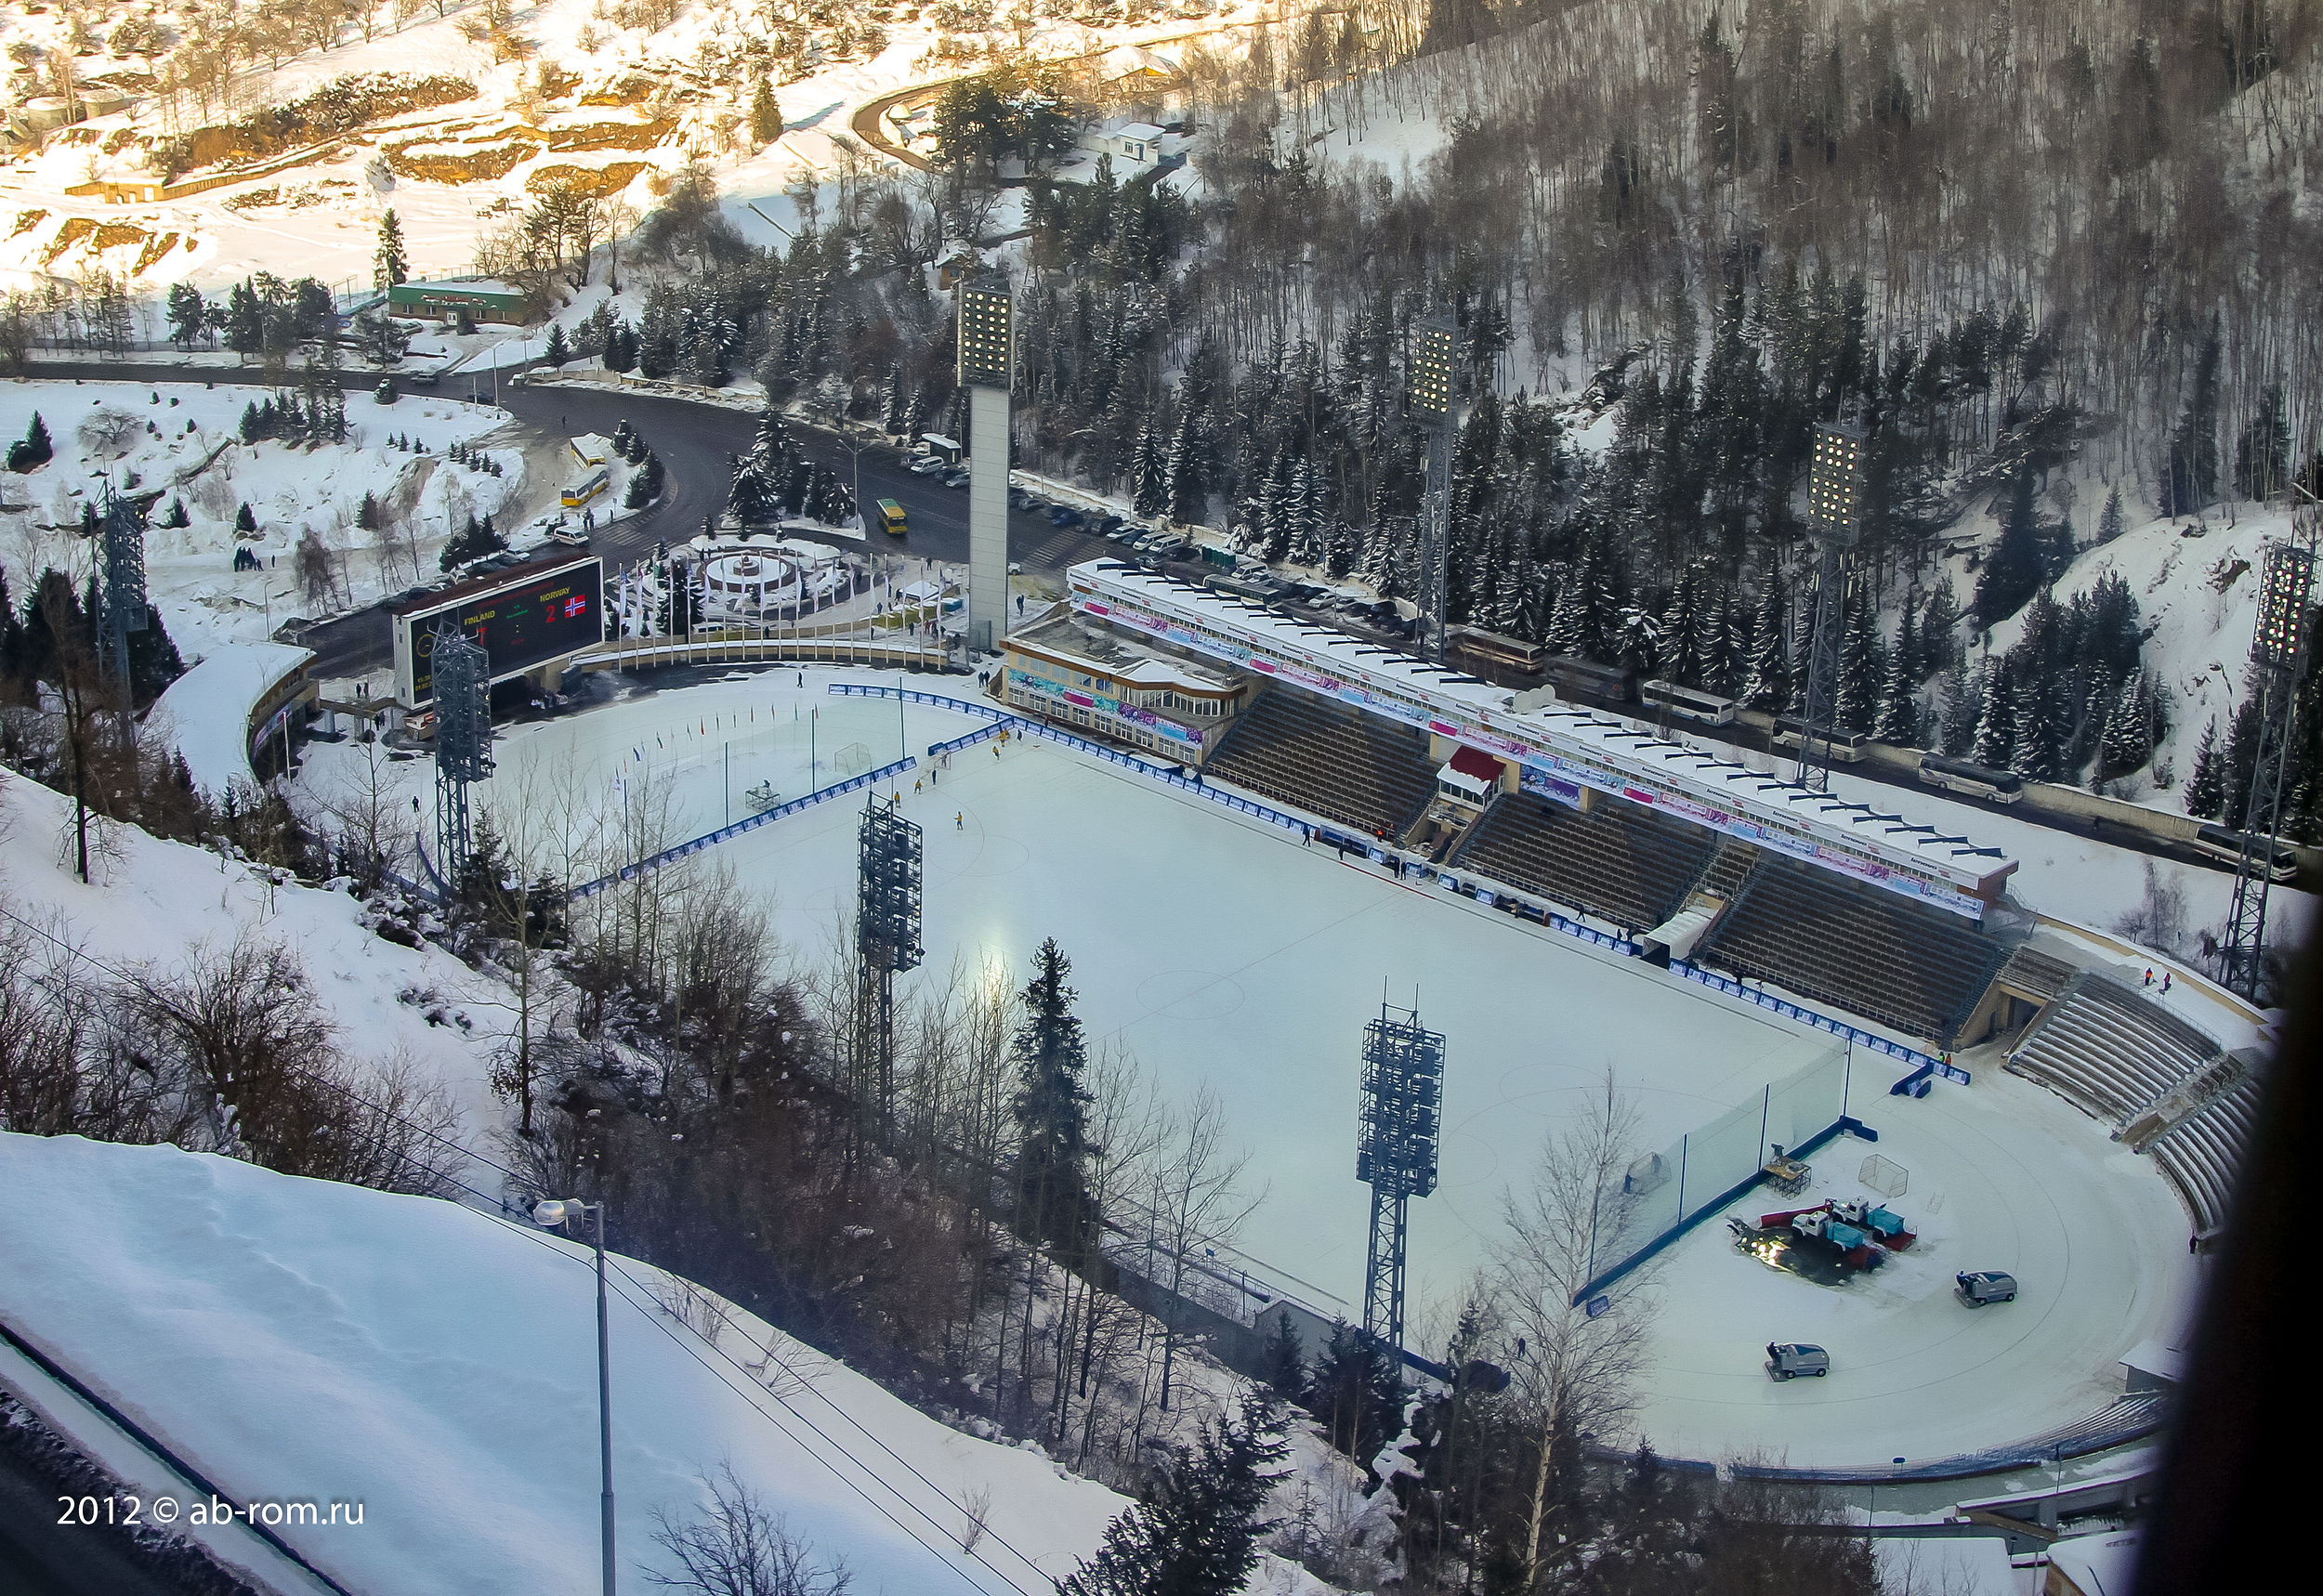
left=19, top=360, right=2276, bottom=887
left=19, top=359, right=1116, bottom=679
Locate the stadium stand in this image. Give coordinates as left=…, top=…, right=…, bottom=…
left=1450, top=793, right=1713, bottom=930
left=2006, top=974, right=2223, bottom=1123
left=2147, top=1074, right=2258, bottom=1235
left=1204, top=687, right=1438, bottom=840
left=2006, top=972, right=2259, bottom=1235
left=1695, top=856, right=2007, bottom=1043
left=1689, top=838, right=1763, bottom=906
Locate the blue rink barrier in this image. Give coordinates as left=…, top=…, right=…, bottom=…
left=566, top=754, right=918, bottom=900
left=1667, top=959, right=1968, bottom=1084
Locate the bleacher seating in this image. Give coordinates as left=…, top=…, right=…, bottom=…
left=1205, top=687, right=1438, bottom=841
left=1696, top=857, right=2007, bottom=1043
left=1449, top=794, right=1713, bottom=931
left=2006, top=975, right=2224, bottom=1124
left=2148, top=1072, right=2260, bottom=1235
left=1691, top=839, right=1762, bottom=907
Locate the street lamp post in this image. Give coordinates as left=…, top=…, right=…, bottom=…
left=536, top=1197, right=616, bottom=1596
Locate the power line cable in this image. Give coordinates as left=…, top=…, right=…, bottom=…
left=0, top=899, right=1070, bottom=1595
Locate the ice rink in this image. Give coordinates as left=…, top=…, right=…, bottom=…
left=477, top=670, right=2198, bottom=1468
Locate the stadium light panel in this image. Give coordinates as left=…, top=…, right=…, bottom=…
left=1809, top=422, right=1866, bottom=537
left=1411, top=318, right=1457, bottom=425
left=2251, top=541, right=2316, bottom=671
left=956, top=276, right=1014, bottom=390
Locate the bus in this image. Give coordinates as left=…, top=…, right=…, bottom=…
left=875, top=498, right=907, bottom=535
left=1544, top=654, right=1640, bottom=705
left=560, top=467, right=609, bottom=508
left=1918, top=754, right=2024, bottom=804
left=1642, top=679, right=1739, bottom=726
left=2190, top=824, right=2301, bottom=883
left=1771, top=715, right=1870, bottom=762
left=1448, top=627, right=1549, bottom=682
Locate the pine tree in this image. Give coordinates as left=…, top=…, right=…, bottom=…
left=2185, top=717, right=2226, bottom=818
left=1873, top=642, right=1921, bottom=746
left=1058, top=1397, right=1288, bottom=1596
left=2010, top=684, right=2057, bottom=781
left=2101, top=671, right=2154, bottom=778
left=1973, top=661, right=2014, bottom=766
left=1835, top=592, right=1884, bottom=732
left=1130, top=422, right=1167, bottom=518
left=1919, top=582, right=1961, bottom=676
left=2161, top=322, right=2223, bottom=516
left=9, top=412, right=51, bottom=471
left=1262, top=1311, right=1305, bottom=1399
left=2097, top=484, right=2126, bottom=544
left=1165, top=405, right=1205, bottom=526
left=543, top=323, right=571, bottom=368
left=1938, top=657, right=1977, bottom=755
left=1975, top=469, right=2045, bottom=623
left=1011, top=938, right=1096, bottom=1258
left=1740, top=579, right=1788, bottom=709
left=374, top=209, right=408, bottom=294
left=235, top=503, right=256, bottom=534
left=750, top=77, right=781, bottom=145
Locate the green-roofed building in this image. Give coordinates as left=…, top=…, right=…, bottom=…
left=387, top=277, right=532, bottom=324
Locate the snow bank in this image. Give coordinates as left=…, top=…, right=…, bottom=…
left=149, top=641, right=313, bottom=800
left=0, top=1132, right=1136, bottom=1594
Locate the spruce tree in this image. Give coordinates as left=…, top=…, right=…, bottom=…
left=2097, top=483, right=2126, bottom=544
left=1740, top=580, right=1788, bottom=709
left=374, top=209, right=408, bottom=294
left=1834, top=592, right=1884, bottom=732
left=1975, top=469, right=2045, bottom=623
left=750, top=77, right=781, bottom=145
left=7, top=412, right=53, bottom=471
left=2161, top=323, right=2223, bottom=517
left=1130, top=422, right=1168, bottom=518
left=1165, top=405, right=1205, bottom=526
left=1058, top=1397, right=1288, bottom=1596
left=2010, top=685, right=2057, bottom=781
left=1938, top=657, right=1976, bottom=755
left=1920, top=582, right=1961, bottom=676
left=1010, top=938, right=1096, bottom=1258
left=1262, top=1311, right=1306, bottom=1399
left=2101, top=671, right=2153, bottom=779
left=2185, top=718, right=2226, bottom=818
left=1873, top=643, right=1921, bottom=746
left=1972, top=661, right=2014, bottom=767
left=235, top=503, right=256, bottom=534
left=543, top=323, right=571, bottom=368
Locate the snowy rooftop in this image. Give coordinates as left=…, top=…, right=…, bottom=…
left=2048, top=1529, right=2139, bottom=1596
left=1016, top=607, right=1241, bottom=695
left=150, top=642, right=314, bottom=799
left=1071, top=562, right=2017, bottom=907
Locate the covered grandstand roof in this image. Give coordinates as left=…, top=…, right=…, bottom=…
left=1070, top=561, right=2017, bottom=918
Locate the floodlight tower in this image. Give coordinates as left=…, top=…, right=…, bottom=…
left=1357, top=1000, right=1444, bottom=1361
left=957, top=273, right=1014, bottom=656
left=430, top=624, right=493, bottom=887
left=2218, top=534, right=2316, bottom=1000
left=1795, top=422, right=1867, bottom=791
left=1409, top=317, right=1459, bottom=664
left=99, top=487, right=149, bottom=739
left=855, top=799, right=925, bottom=1132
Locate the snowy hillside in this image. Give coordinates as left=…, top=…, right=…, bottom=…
left=0, top=0, right=1261, bottom=293
left=0, top=377, right=526, bottom=655
left=0, top=1132, right=1149, bottom=1594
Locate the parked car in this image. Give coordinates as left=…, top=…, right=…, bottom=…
left=1955, top=1271, right=2017, bottom=1307
left=908, top=455, right=947, bottom=476
left=1048, top=505, right=1085, bottom=527
left=940, top=469, right=971, bottom=489
left=1095, top=514, right=1126, bottom=536
left=1765, top=1343, right=1830, bottom=1380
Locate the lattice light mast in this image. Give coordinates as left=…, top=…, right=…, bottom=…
left=100, top=487, right=150, bottom=739
left=1409, top=318, right=1459, bottom=665
left=430, top=624, right=494, bottom=887
left=2218, top=535, right=2316, bottom=1000
left=957, top=274, right=1014, bottom=656
left=1796, top=422, right=1866, bottom=791
left=855, top=799, right=925, bottom=1132
left=1358, top=1001, right=1444, bottom=1360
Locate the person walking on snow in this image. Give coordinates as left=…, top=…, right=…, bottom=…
left=955, top=812, right=964, bottom=830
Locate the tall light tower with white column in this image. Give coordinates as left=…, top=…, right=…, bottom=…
left=957, top=273, right=1014, bottom=654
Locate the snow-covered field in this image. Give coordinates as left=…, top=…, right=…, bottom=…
left=330, top=668, right=2209, bottom=1468
left=0, top=1132, right=1321, bottom=1596
left=0, top=377, right=526, bottom=657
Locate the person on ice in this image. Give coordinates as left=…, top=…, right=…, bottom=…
left=955, top=812, right=964, bottom=830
